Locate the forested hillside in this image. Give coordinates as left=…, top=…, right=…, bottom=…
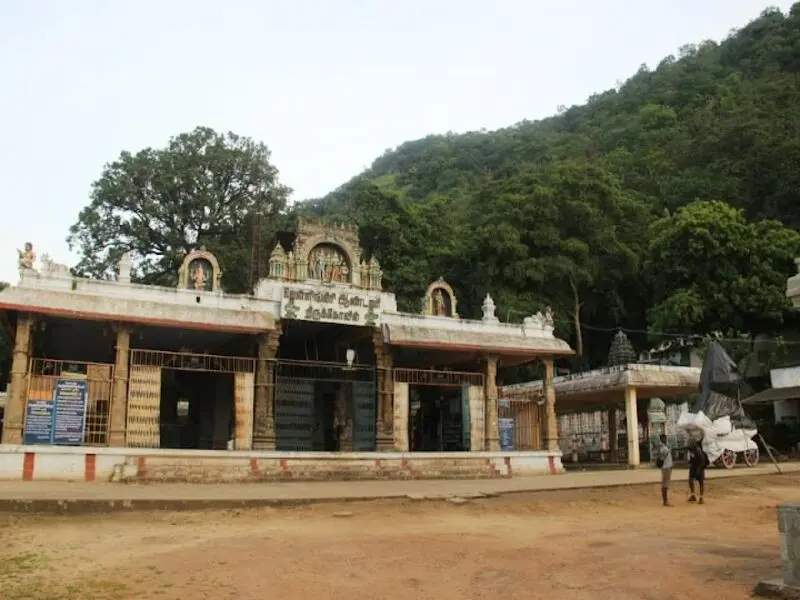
left=300, top=5, right=800, bottom=370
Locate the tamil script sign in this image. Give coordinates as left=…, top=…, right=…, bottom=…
left=23, top=399, right=55, bottom=445
left=281, top=285, right=382, bottom=327
left=22, top=378, right=88, bottom=446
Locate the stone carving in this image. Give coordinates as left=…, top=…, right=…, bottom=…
left=118, top=252, right=132, bottom=283
left=268, top=244, right=287, bottom=279
left=422, top=278, right=458, bottom=318
left=177, top=247, right=221, bottom=292
left=608, top=329, right=636, bottom=366
left=308, top=243, right=350, bottom=283
left=40, top=254, right=71, bottom=278
left=264, top=219, right=381, bottom=289
left=523, top=306, right=555, bottom=334
left=482, top=294, right=499, bottom=323
left=364, top=256, right=383, bottom=290
left=191, top=261, right=209, bottom=290
left=17, top=242, right=35, bottom=273
left=333, top=385, right=352, bottom=450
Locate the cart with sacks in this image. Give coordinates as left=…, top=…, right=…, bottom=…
left=677, top=408, right=759, bottom=469
left=676, top=341, right=760, bottom=469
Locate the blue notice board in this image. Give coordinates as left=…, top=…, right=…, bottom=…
left=51, top=378, right=89, bottom=446
left=23, top=399, right=55, bottom=445
left=499, top=417, right=515, bottom=451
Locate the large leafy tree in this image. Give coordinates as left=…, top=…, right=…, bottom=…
left=464, top=161, right=643, bottom=360
left=68, top=127, right=291, bottom=293
left=645, top=200, right=800, bottom=336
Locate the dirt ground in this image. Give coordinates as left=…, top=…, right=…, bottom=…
left=1, top=474, right=798, bottom=600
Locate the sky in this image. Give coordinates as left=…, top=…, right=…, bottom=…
left=0, top=0, right=792, bottom=284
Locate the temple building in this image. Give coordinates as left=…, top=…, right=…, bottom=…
left=0, top=219, right=572, bottom=480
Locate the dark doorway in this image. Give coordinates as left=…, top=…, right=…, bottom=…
left=409, top=386, right=469, bottom=452
left=159, top=370, right=235, bottom=450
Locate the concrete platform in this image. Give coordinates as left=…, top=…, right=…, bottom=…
left=0, top=462, right=796, bottom=514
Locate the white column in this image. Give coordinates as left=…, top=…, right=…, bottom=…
left=544, top=359, right=558, bottom=451
left=624, top=387, right=640, bottom=467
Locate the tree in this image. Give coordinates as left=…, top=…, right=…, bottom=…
left=68, top=127, right=291, bottom=293
left=463, top=161, right=642, bottom=359
left=645, top=200, right=800, bottom=336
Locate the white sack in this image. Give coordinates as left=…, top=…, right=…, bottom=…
left=678, top=410, right=723, bottom=463
left=711, top=416, right=732, bottom=436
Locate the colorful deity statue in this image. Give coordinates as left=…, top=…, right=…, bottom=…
left=17, top=242, right=35, bottom=272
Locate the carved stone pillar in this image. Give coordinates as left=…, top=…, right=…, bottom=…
left=1, top=314, right=34, bottom=445
left=393, top=382, right=409, bottom=452
left=543, top=358, right=559, bottom=452
left=108, top=325, right=132, bottom=447
left=253, top=326, right=281, bottom=450
left=372, top=329, right=394, bottom=450
left=483, top=355, right=499, bottom=452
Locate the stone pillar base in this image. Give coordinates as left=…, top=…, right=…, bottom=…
left=108, top=430, right=126, bottom=447
left=253, top=433, right=276, bottom=451
left=376, top=431, right=394, bottom=451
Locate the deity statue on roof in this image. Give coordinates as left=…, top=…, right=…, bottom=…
left=17, top=242, right=35, bottom=272
left=433, top=289, right=447, bottom=316
left=191, top=263, right=208, bottom=290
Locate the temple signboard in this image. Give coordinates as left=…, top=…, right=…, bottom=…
left=22, top=378, right=88, bottom=446
left=281, top=285, right=382, bottom=327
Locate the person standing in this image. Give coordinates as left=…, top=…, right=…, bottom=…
left=654, top=434, right=673, bottom=507
left=687, top=437, right=708, bottom=504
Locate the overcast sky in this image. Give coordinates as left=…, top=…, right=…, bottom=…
left=0, top=0, right=791, bottom=283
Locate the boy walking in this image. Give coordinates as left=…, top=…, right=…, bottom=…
left=687, top=438, right=708, bottom=504
left=654, top=434, right=673, bottom=507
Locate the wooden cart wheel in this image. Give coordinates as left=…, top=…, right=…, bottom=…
left=721, top=448, right=737, bottom=469
left=743, top=447, right=759, bottom=467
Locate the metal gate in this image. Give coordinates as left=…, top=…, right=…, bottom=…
left=126, top=365, right=162, bottom=448
left=273, top=360, right=377, bottom=452
left=352, top=380, right=376, bottom=451
left=274, top=377, right=315, bottom=451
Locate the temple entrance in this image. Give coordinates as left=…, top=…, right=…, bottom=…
left=394, top=368, right=485, bottom=453
left=126, top=349, right=255, bottom=450
left=274, top=360, right=377, bottom=452
left=409, top=386, right=470, bottom=452
left=159, top=370, right=234, bottom=450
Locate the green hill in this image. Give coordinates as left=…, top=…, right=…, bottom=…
left=299, top=5, right=800, bottom=370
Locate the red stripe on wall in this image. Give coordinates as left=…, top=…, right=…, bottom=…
left=137, top=456, right=148, bottom=480
left=548, top=456, right=557, bottom=474
left=84, top=454, right=96, bottom=482
left=249, top=457, right=259, bottom=475
left=22, top=452, right=35, bottom=481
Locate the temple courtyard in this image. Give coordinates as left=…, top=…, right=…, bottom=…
left=2, top=471, right=799, bottom=599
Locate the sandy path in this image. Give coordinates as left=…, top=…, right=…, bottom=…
left=1, top=473, right=797, bottom=600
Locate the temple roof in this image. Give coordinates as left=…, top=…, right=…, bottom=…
left=382, top=314, right=573, bottom=363
left=1, top=249, right=573, bottom=359
left=502, top=363, right=701, bottom=409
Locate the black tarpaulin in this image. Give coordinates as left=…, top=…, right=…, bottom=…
left=691, top=341, right=756, bottom=429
